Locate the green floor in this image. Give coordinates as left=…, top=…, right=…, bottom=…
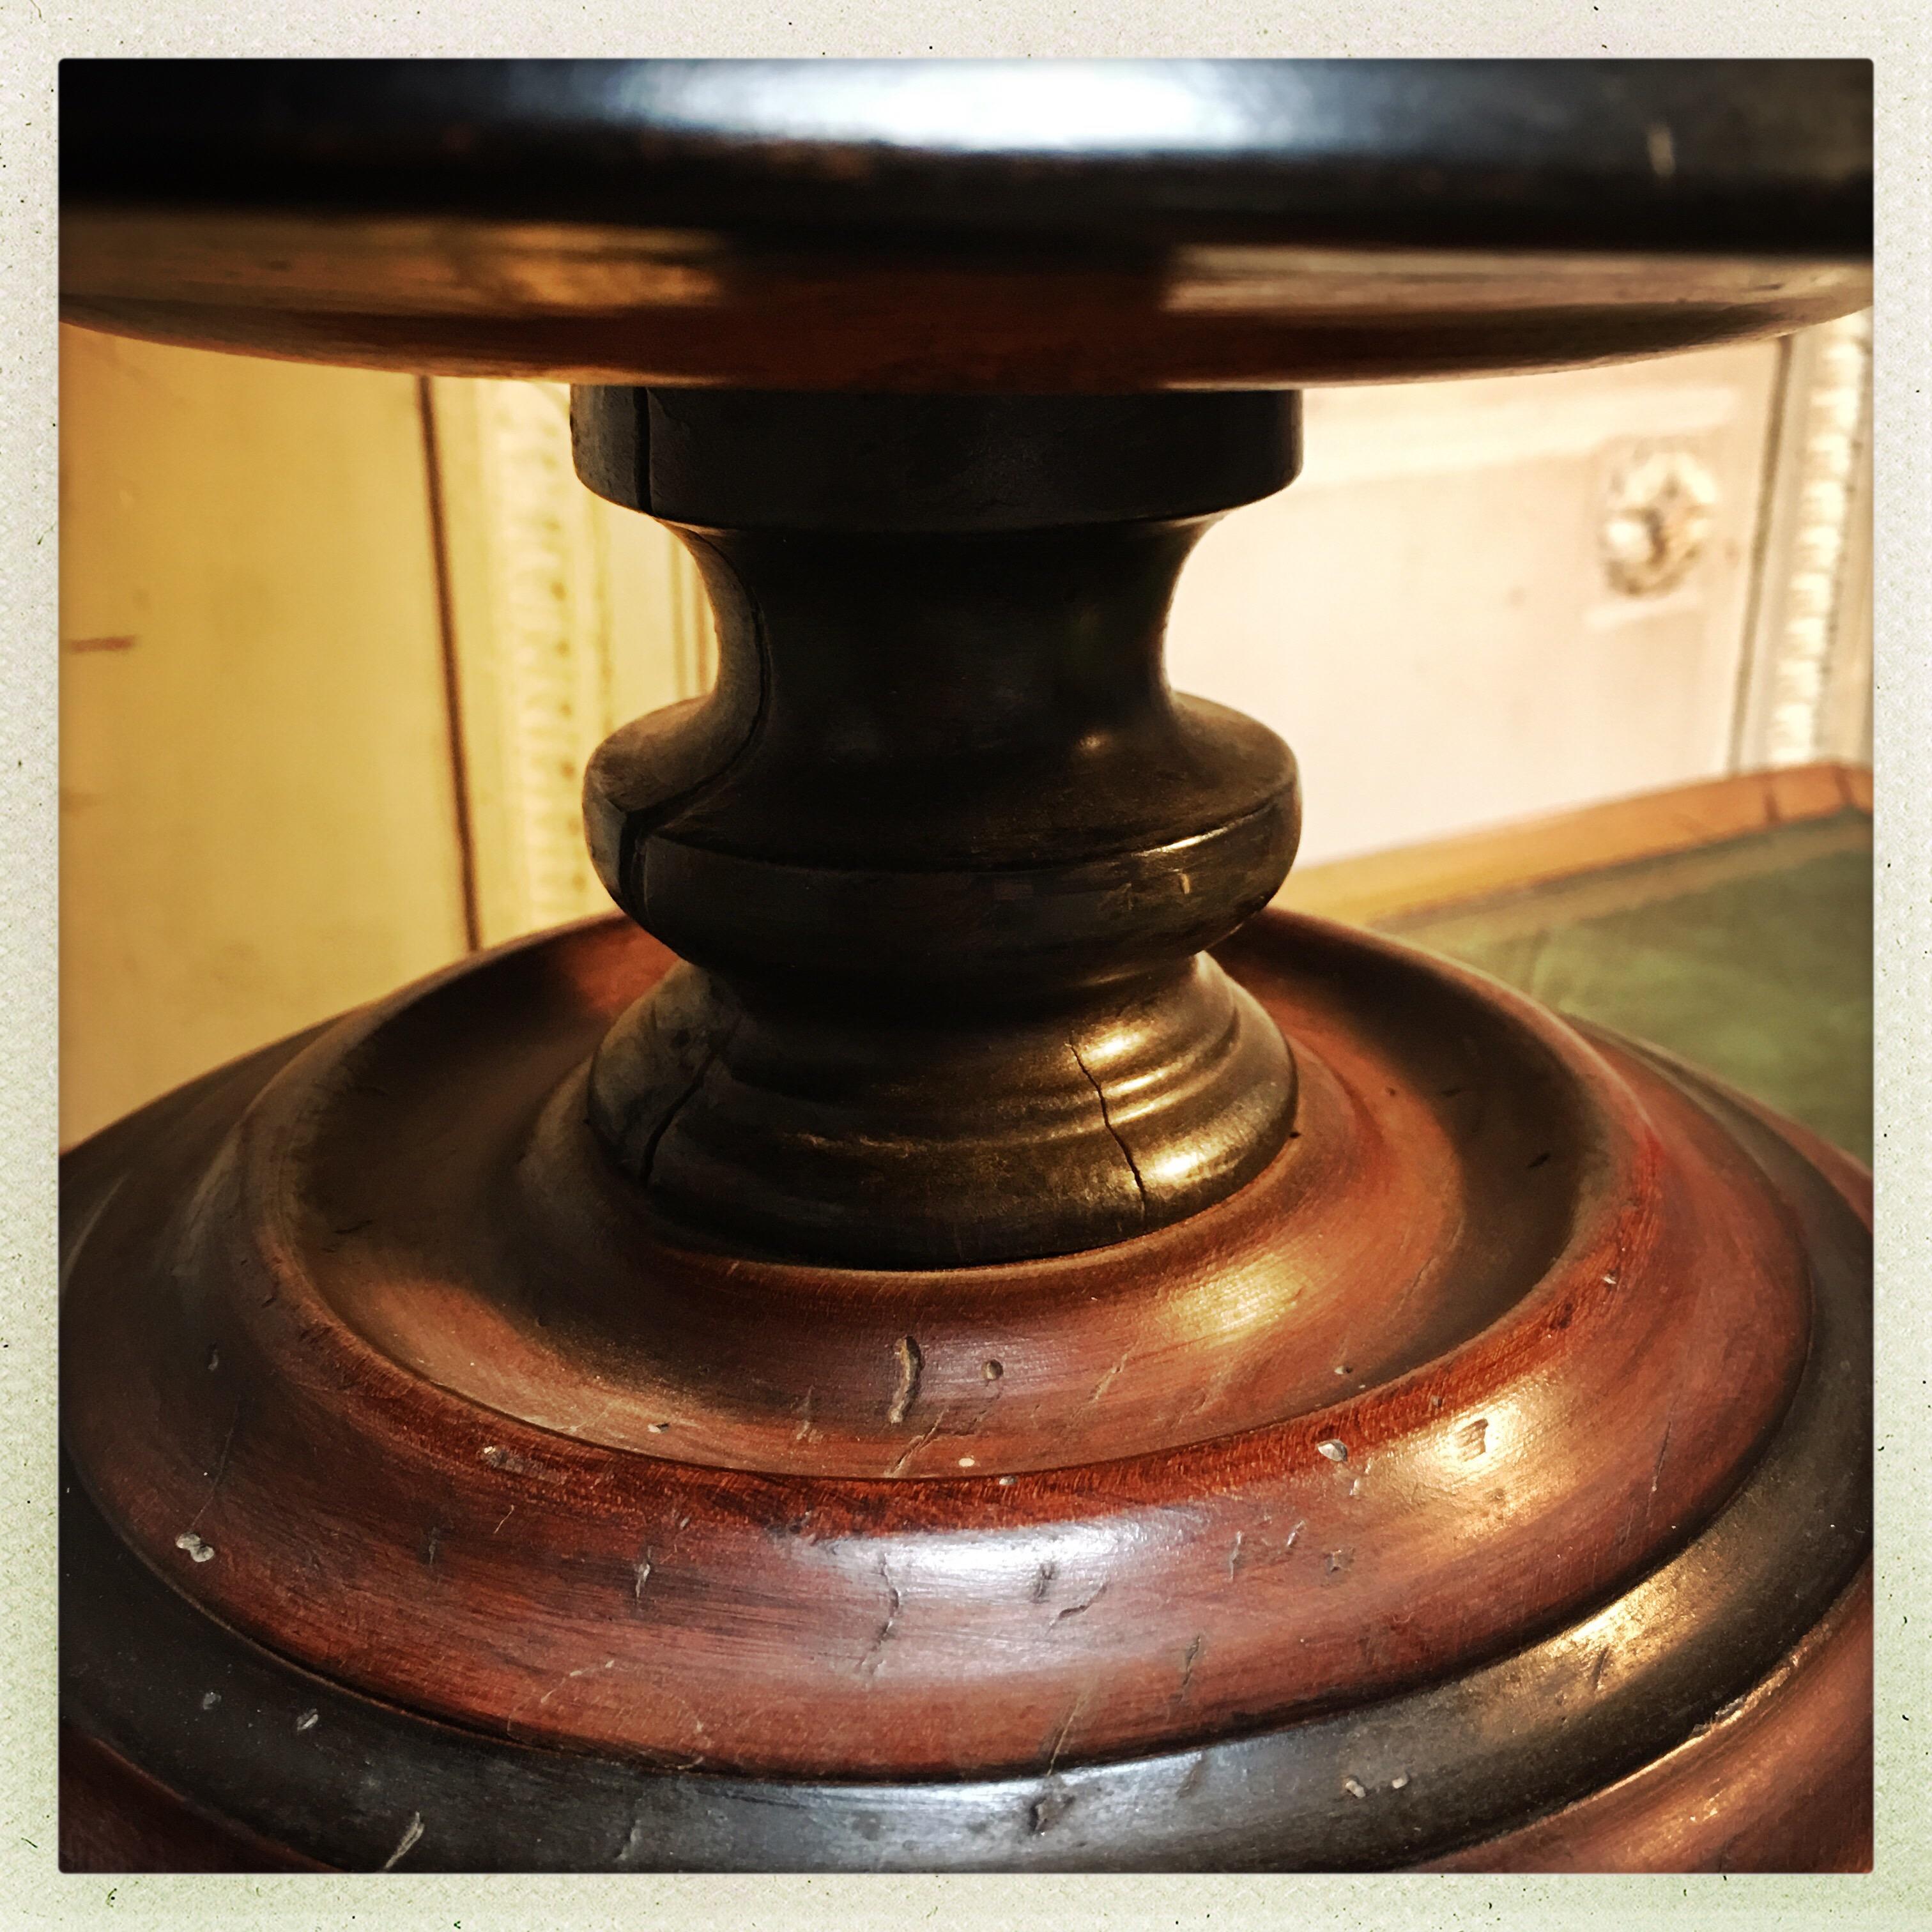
left=1383, top=811, right=1874, bottom=1163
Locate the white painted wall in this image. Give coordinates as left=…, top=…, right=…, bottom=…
left=1167, top=344, right=1783, bottom=866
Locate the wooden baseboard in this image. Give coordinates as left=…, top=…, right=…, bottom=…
left=1278, top=763, right=1871, bottom=928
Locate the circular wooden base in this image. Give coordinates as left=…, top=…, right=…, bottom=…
left=59, top=910, right=1872, bottom=1871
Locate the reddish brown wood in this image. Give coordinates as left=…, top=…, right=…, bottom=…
left=57, top=243, right=1872, bottom=391
left=1432, top=1566, right=1874, bottom=1873
left=62, top=910, right=1839, bottom=1783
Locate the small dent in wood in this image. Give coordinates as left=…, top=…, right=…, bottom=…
left=1029, top=1786, right=1074, bottom=1836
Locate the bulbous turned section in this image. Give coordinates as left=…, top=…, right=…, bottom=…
left=571, top=388, right=1304, bottom=1266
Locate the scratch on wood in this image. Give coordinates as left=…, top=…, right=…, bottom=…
left=884, top=1418, right=942, bottom=1477
left=1030, top=1561, right=1058, bottom=1603
left=535, top=1658, right=617, bottom=1714
left=618, top=1802, right=649, bottom=1865
left=381, top=1811, right=424, bottom=1869
left=1089, top=1351, right=1131, bottom=1406
left=887, top=1336, right=924, bottom=1426
left=1068, top=1036, right=1148, bottom=1222
left=187, top=1402, right=244, bottom=1531
left=1649, top=1418, right=1675, bottom=1496
left=59, top=1173, right=126, bottom=1296
left=1175, top=1632, right=1206, bottom=1701
left=1044, top=1692, right=1087, bottom=1777
left=859, top=1566, right=902, bottom=1677
left=1054, top=1584, right=1108, bottom=1623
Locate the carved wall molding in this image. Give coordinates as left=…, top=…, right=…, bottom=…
left=425, top=378, right=713, bottom=947
left=1735, top=310, right=1874, bottom=770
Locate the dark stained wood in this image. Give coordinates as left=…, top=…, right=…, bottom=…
left=572, top=389, right=1303, bottom=1266
left=1429, top=1567, right=1874, bottom=1873
left=55, top=254, right=1874, bottom=392
left=58, top=61, right=1871, bottom=388
left=59, top=1730, right=321, bottom=1875
left=56, top=57, right=1872, bottom=1872
left=57, top=61, right=1873, bottom=256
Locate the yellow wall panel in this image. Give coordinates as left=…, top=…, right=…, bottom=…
left=59, top=330, right=471, bottom=1146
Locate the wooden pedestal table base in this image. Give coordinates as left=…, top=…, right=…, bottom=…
left=55, top=59, right=1873, bottom=1874
left=59, top=910, right=1872, bottom=1871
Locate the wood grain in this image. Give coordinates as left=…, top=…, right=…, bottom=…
left=57, top=939, right=1872, bottom=1862
left=61, top=911, right=1851, bottom=1785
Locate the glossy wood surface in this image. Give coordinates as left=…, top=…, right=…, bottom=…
left=59, top=918, right=1872, bottom=1864
left=571, top=390, right=1304, bottom=1266
left=1429, top=1567, right=1873, bottom=1873
left=58, top=61, right=1871, bottom=387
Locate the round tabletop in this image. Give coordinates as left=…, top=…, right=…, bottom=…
left=59, top=59, right=1873, bottom=389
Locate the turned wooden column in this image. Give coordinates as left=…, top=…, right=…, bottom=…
left=569, top=388, right=1302, bottom=1264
